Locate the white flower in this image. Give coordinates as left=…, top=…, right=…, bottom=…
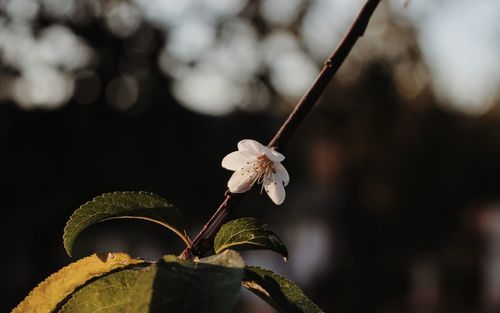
left=222, top=139, right=290, bottom=205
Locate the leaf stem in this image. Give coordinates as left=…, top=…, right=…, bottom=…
left=181, top=0, right=381, bottom=259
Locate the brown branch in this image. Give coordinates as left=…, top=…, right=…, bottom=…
left=180, top=192, right=242, bottom=259
left=269, top=0, right=381, bottom=149
left=180, top=0, right=381, bottom=259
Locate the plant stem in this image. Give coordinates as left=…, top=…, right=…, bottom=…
left=181, top=0, right=381, bottom=259
left=269, top=0, right=381, bottom=149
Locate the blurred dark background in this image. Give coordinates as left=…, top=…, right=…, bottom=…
left=2, top=0, right=500, bottom=312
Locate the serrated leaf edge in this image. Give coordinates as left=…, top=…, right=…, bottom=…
left=63, top=191, right=191, bottom=256
left=214, top=218, right=288, bottom=258
left=243, top=265, right=324, bottom=313
left=58, top=264, right=157, bottom=313
left=12, top=253, right=145, bottom=313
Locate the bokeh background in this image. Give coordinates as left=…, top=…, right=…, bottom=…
left=2, top=0, right=500, bottom=312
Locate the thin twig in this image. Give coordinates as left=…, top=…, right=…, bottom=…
left=181, top=0, right=381, bottom=259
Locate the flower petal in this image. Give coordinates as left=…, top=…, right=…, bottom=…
left=274, top=163, right=290, bottom=186
left=238, top=139, right=267, bottom=154
left=227, top=170, right=254, bottom=193
left=264, top=148, right=285, bottom=162
left=222, top=151, right=256, bottom=171
left=264, top=179, right=286, bottom=205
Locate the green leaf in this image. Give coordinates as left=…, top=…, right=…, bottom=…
left=200, top=249, right=245, bottom=268
left=60, top=252, right=245, bottom=313
left=59, top=265, right=156, bottom=313
left=152, top=250, right=245, bottom=312
left=243, top=266, right=324, bottom=313
left=214, top=217, right=288, bottom=258
left=11, top=253, right=145, bottom=313
left=63, top=191, right=189, bottom=256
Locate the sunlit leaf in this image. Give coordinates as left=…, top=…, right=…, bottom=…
left=59, top=265, right=156, bottom=313
left=243, top=266, right=324, bottom=313
left=214, top=217, right=288, bottom=258
left=60, top=251, right=245, bottom=313
left=12, top=253, right=144, bottom=313
left=63, top=191, right=189, bottom=256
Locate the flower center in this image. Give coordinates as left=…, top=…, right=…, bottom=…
left=252, top=155, right=275, bottom=188
left=240, top=155, right=275, bottom=191
left=256, top=154, right=273, bottom=172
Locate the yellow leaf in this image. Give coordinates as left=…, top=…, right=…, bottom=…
left=12, top=252, right=144, bottom=313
